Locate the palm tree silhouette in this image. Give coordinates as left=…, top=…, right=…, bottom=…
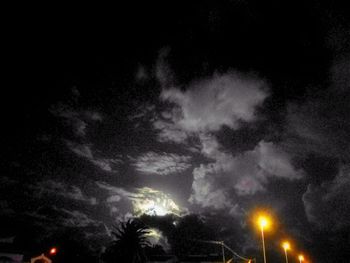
left=102, top=219, right=151, bottom=263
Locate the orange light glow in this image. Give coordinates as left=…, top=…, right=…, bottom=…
left=49, top=247, right=57, bottom=255
left=257, top=214, right=272, bottom=231
left=298, top=255, right=304, bottom=262
left=282, top=241, right=291, bottom=251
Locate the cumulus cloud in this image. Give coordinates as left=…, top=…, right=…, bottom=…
left=190, top=137, right=304, bottom=210
left=302, top=164, right=350, bottom=231
left=132, top=151, right=192, bottom=175
left=160, top=72, right=268, bottom=133
left=32, top=180, right=97, bottom=205
left=151, top=66, right=303, bottom=214
left=66, top=141, right=122, bottom=172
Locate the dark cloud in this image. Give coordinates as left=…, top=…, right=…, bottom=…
left=31, top=179, right=98, bottom=205
left=66, top=141, right=122, bottom=173
left=2, top=2, right=350, bottom=262
left=50, top=103, right=103, bottom=137
left=303, top=164, right=350, bottom=232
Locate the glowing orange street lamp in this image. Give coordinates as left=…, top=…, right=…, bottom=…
left=282, top=241, right=291, bottom=263
left=257, top=215, right=270, bottom=263
left=298, top=254, right=304, bottom=263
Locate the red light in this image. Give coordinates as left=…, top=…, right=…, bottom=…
left=49, top=247, right=57, bottom=255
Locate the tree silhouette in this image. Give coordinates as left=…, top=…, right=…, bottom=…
left=102, top=219, right=151, bottom=263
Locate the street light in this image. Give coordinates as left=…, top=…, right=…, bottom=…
left=282, top=241, right=290, bottom=263
left=257, top=216, right=270, bottom=263
left=298, top=254, right=304, bottom=263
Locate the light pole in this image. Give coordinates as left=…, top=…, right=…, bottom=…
left=258, top=216, right=269, bottom=263
left=298, top=254, right=304, bottom=263
left=282, top=242, right=290, bottom=263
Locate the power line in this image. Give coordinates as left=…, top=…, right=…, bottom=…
left=193, top=239, right=254, bottom=262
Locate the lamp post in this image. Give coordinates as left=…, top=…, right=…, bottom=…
left=298, top=254, right=304, bottom=263
left=258, top=216, right=269, bottom=263
left=282, top=242, right=290, bottom=263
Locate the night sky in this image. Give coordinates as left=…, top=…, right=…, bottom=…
left=1, top=1, right=350, bottom=262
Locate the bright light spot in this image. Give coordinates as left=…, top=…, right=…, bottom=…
left=298, top=255, right=304, bottom=261
left=145, top=228, right=170, bottom=250
left=49, top=247, right=57, bottom=255
left=259, top=216, right=268, bottom=228
left=146, top=228, right=162, bottom=239
left=282, top=241, right=291, bottom=251
left=132, top=187, right=182, bottom=216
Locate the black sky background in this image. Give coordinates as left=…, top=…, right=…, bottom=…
left=2, top=1, right=350, bottom=262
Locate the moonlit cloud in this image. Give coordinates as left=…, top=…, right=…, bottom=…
left=190, top=137, right=304, bottom=210
left=66, top=141, right=122, bottom=172
left=32, top=180, right=97, bottom=205
left=132, top=187, right=183, bottom=216
left=146, top=228, right=170, bottom=250
left=160, top=72, right=268, bottom=132
left=26, top=205, right=102, bottom=230
left=96, top=182, right=184, bottom=217
left=132, top=151, right=192, bottom=175
left=153, top=118, right=190, bottom=144
left=60, top=209, right=102, bottom=228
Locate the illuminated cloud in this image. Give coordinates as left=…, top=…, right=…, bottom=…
left=153, top=118, right=189, bottom=144
left=133, top=151, right=192, bottom=175
left=32, top=180, right=97, bottom=205
left=190, top=137, right=304, bottom=210
left=131, top=187, right=182, bottom=216
left=96, top=182, right=183, bottom=217
left=145, top=228, right=170, bottom=250
left=66, top=141, right=122, bottom=172
left=160, top=72, right=268, bottom=132
left=60, top=209, right=102, bottom=228
left=26, top=206, right=102, bottom=229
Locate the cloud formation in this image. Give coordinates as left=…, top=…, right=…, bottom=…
left=303, top=164, right=350, bottom=231
left=32, top=180, right=97, bottom=205
left=50, top=103, right=102, bottom=137
left=60, top=209, right=102, bottom=228
left=96, top=182, right=183, bottom=217
left=66, top=141, right=122, bottom=172
left=160, top=72, right=268, bottom=133
left=152, top=68, right=304, bottom=215
left=190, top=138, right=304, bottom=211
left=132, top=151, right=191, bottom=175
